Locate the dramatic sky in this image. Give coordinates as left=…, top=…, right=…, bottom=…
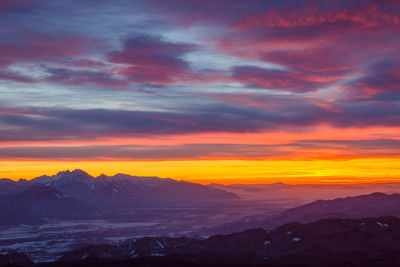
left=0, top=0, right=399, bottom=183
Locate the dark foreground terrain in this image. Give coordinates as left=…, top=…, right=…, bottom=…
left=3, top=216, right=400, bottom=267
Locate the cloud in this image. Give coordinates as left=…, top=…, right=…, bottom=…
left=231, top=3, right=400, bottom=29
left=0, top=23, right=103, bottom=85
left=0, top=105, right=273, bottom=141
left=212, top=1, right=400, bottom=95
left=0, top=0, right=42, bottom=11
left=0, top=33, right=89, bottom=65
left=260, top=47, right=352, bottom=74
left=231, top=65, right=338, bottom=92
left=0, top=144, right=283, bottom=160
left=44, top=68, right=127, bottom=87
left=344, top=59, right=400, bottom=99
left=108, top=35, right=197, bottom=84
left=1, top=139, right=398, bottom=161
left=0, top=97, right=399, bottom=142
left=0, top=70, right=35, bottom=83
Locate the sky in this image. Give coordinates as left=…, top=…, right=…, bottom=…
left=0, top=0, right=399, bottom=183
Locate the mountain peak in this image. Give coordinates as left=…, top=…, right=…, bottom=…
left=56, top=169, right=91, bottom=177
left=32, top=169, right=94, bottom=186
left=53, top=169, right=93, bottom=181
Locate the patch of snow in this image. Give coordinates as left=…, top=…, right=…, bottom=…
left=292, top=237, right=301, bottom=242
left=264, top=240, right=271, bottom=245
left=151, top=253, right=165, bottom=257
left=376, top=222, right=388, bottom=227
left=286, top=231, right=292, bottom=235
left=0, top=241, right=47, bottom=250
left=155, top=240, right=165, bottom=249
left=103, top=237, right=127, bottom=242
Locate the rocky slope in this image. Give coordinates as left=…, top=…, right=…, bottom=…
left=40, top=216, right=400, bottom=267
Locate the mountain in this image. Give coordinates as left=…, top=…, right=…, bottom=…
left=42, top=217, right=400, bottom=267
left=276, top=191, right=400, bottom=222
left=210, top=182, right=400, bottom=205
left=0, top=178, right=30, bottom=196
left=0, top=184, right=91, bottom=225
left=201, top=192, right=400, bottom=235
left=32, top=170, right=237, bottom=208
left=0, top=170, right=237, bottom=210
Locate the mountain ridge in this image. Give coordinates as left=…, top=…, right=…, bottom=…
left=40, top=216, right=400, bottom=267
left=201, top=191, right=400, bottom=236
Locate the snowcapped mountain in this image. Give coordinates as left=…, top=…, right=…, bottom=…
left=30, top=169, right=237, bottom=208
left=0, top=170, right=237, bottom=213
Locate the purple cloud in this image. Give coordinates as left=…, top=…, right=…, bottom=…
left=108, top=35, right=197, bottom=84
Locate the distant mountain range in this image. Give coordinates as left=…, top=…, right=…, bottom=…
left=0, top=170, right=237, bottom=225
left=202, top=192, right=400, bottom=235
left=210, top=182, right=400, bottom=205
left=34, top=216, right=400, bottom=267
left=3, top=170, right=400, bottom=231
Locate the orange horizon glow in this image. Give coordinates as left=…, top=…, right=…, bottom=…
left=1, top=126, right=399, bottom=184
left=1, top=158, right=399, bottom=185
left=2, top=97, right=397, bottom=182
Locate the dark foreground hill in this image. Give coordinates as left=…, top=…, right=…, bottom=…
left=17, top=216, right=400, bottom=267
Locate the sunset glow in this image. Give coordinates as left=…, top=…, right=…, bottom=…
left=0, top=0, right=399, bottom=183
left=1, top=158, right=399, bottom=184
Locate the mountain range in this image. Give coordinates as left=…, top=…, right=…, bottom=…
left=210, top=182, right=400, bottom=204
left=3, top=170, right=400, bottom=232
left=0, top=170, right=237, bottom=225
